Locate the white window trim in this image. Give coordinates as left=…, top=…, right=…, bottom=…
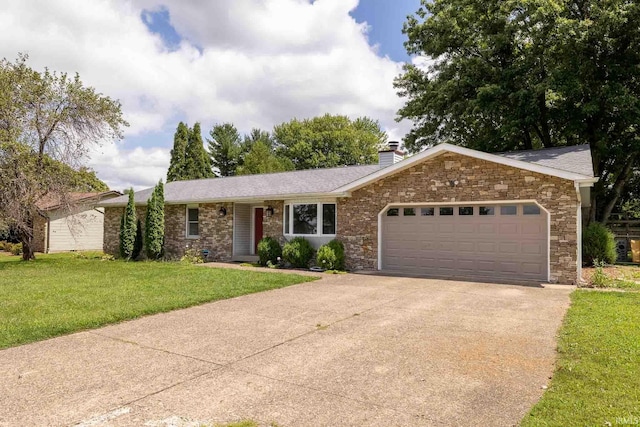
left=186, top=205, right=200, bottom=239
left=283, top=202, right=337, bottom=237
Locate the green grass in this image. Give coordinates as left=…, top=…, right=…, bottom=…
left=522, top=290, right=640, bottom=426
left=0, top=253, right=315, bottom=349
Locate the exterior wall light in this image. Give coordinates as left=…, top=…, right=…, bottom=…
left=266, top=206, right=274, bottom=217
left=218, top=207, right=227, bottom=217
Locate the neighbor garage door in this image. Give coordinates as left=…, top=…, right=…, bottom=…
left=381, top=203, right=548, bottom=282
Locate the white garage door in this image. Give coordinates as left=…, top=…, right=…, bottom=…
left=381, top=203, right=548, bottom=282
left=48, top=208, right=105, bottom=252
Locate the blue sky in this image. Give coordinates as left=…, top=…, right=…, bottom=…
left=2, top=0, right=423, bottom=190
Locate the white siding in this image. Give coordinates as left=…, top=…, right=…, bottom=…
left=233, top=203, right=251, bottom=256
left=48, top=207, right=105, bottom=252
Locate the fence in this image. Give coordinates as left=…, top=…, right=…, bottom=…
left=607, top=214, right=640, bottom=262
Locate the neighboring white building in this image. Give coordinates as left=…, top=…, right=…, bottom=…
left=34, top=191, right=121, bottom=253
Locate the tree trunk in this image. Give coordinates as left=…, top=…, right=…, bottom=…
left=600, top=155, right=636, bottom=224
left=537, top=93, right=553, bottom=148
left=19, top=212, right=36, bottom=261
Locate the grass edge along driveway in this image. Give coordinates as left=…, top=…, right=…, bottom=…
left=522, top=290, right=640, bottom=426
left=0, top=253, right=316, bottom=349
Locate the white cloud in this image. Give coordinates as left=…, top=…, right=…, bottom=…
left=0, top=0, right=412, bottom=189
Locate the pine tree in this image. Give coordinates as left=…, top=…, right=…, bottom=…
left=145, top=180, right=165, bottom=260
left=183, top=122, right=214, bottom=179
left=133, top=218, right=143, bottom=260
left=119, top=189, right=137, bottom=260
left=208, top=123, right=241, bottom=177
left=167, top=122, right=189, bottom=182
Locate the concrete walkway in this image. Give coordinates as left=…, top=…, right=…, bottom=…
left=0, top=273, right=573, bottom=426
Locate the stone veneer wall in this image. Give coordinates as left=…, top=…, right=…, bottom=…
left=337, top=152, right=579, bottom=284
left=262, top=200, right=285, bottom=244
left=104, top=203, right=233, bottom=261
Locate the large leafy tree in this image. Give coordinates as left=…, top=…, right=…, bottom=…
left=208, top=123, right=242, bottom=177
left=0, top=54, right=127, bottom=260
left=183, top=122, right=214, bottom=180
left=166, top=122, right=189, bottom=182
left=236, top=140, right=294, bottom=175
left=396, top=0, right=640, bottom=223
left=273, top=114, right=387, bottom=170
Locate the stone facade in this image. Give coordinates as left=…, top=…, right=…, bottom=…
left=262, top=200, right=285, bottom=244
left=103, top=152, right=580, bottom=283
left=104, top=203, right=233, bottom=261
left=337, top=152, right=579, bottom=284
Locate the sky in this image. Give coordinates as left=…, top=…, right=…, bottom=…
left=0, top=0, right=422, bottom=191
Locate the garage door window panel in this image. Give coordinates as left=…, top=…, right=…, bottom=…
left=421, top=207, right=435, bottom=216
left=479, top=206, right=495, bottom=216
left=439, top=207, right=454, bottom=216
left=523, top=204, right=541, bottom=215
left=403, top=208, right=416, bottom=216
left=459, top=206, right=474, bottom=216
left=386, top=208, right=399, bottom=217
left=500, top=205, right=517, bottom=215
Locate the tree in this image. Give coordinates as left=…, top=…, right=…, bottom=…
left=145, top=180, right=165, bottom=259
left=273, top=114, right=387, bottom=170
left=0, top=54, right=127, bottom=260
left=236, top=140, right=294, bottom=175
left=119, top=189, right=137, bottom=260
left=208, top=123, right=242, bottom=177
left=167, top=122, right=189, bottom=182
left=395, top=0, right=640, bottom=223
left=183, top=122, right=214, bottom=180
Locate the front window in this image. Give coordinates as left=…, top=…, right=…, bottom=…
left=284, top=202, right=337, bottom=235
left=187, top=207, right=199, bottom=237
left=293, top=204, right=317, bottom=234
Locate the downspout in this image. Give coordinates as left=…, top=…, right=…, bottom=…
left=575, top=182, right=583, bottom=283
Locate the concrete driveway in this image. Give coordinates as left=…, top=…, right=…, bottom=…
left=0, top=272, right=572, bottom=426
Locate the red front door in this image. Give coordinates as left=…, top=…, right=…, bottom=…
left=254, top=208, right=264, bottom=253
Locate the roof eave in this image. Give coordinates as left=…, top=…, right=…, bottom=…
left=331, top=143, right=597, bottom=193
left=98, top=191, right=352, bottom=208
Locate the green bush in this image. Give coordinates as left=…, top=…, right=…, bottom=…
left=10, top=242, right=22, bottom=256
left=0, top=241, right=8, bottom=251
left=583, top=222, right=617, bottom=265
left=257, top=236, right=282, bottom=266
left=282, top=237, right=314, bottom=268
left=316, top=239, right=345, bottom=270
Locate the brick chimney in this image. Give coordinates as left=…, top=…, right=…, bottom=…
left=378, top=141, right=405, bottom=167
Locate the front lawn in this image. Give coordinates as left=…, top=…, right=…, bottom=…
left=522, top=290, right=640, bottom=426
left=0, top=253, right=315, bottom=349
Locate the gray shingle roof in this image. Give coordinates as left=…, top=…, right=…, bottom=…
left=101, top=144, right=594, bottom=207
left=498, top=144, right=594, bottom=177
left=102, top=164, right=382, bottom=206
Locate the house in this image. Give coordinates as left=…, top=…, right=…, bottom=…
left=33, top=191, right=122, bottom=253
left=100, top=143, right=597, bottom=284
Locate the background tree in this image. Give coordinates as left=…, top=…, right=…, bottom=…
left=166, top=122, right=189, bottom=182
left=119, top=189, right=137, bottom=260
left=0, top=54, right=127, bottom=260
left=183, top=122, right=214, bottom=180
left=208, top=123, right=242, bottom=177
left=396, top=0, right=640, bottom=223
left=145, top=180, right=165, bottom=259
left=273, top=114, right=387, bottom=170
left=237, top=140, right=294, bottom=175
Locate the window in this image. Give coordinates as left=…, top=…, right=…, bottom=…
left=523, top=204, right=541, bottom=215
left=284, top=202, right=337, bottom=235
left=403, top=207, right=416, bottom=216
left=386, top=208, right=399, bottom=217
left=421, top=207, right=435, bottom=216
left=500, top=205, right=517, bottom=215
left=459, top=206, right=474, bottom=216
left=479, top=206, right=495, bottom=216
left=293, top=204, right=317, bottom=234
left=284, top=204, right=290, bottom=235
left=187, top=207, right=199, bottom=237
left=439, top=207, right=454, bottom=216
left=322, top=204, right=336, bottom=234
